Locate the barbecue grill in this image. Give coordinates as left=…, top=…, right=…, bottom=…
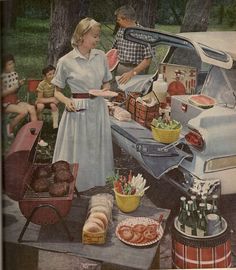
left=3, top=121, right=79, bottom=242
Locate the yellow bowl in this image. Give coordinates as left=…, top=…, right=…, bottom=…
left=151, top=125, right=182, bottom=144
left=114, top=189, right=141, bottom=213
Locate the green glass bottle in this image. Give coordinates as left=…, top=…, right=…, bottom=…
left=201, top=195, right=207, bottom=209
left=201, top=195, right=212, bottom=214
left=197, top=203, right=207, bottom=236
left=211, top=194, right=222, bottom=221
left=191, top=195, right=199, bottom=221
left=177, top=196, right=187, bottom=232
left=185, top=200, right=197, bottom=236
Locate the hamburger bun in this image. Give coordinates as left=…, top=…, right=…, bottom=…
left=90, top=193, right=114, bottom=209
left=89, top=205, right=111, bottom=220
left=86, top=217, right=105, bottom=230
left=83, top=221, right=103, bottom=233
left=89, top=212, right=108, bottom=228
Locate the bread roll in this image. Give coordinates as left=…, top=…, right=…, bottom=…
left=86, top=217, right=105, bottom=230
left=113, top=106, right=131, bottom=121
left=89, top=205, right=111, bottom=221
left=89, top=193, right=114, bottom=209
left=83, top=222, right=103, bottom=233
left=89, top=212, right=108, bottom=228
left=89, top=199, right=108, bottom=210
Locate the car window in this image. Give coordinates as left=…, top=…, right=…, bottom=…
left=202, top=64, right=236, bottom=107
left=163, top=46, right=210, bottom=73
left=158, top=46, right=211, bottom=93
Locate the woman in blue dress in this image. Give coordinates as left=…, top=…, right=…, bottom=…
left=52, top=18, right=114, bottom=192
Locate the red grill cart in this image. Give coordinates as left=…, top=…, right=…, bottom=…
left=3, top=121, right=79, bottom=242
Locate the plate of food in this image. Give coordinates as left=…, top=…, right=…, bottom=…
left=89, top=89, right=118, bottom=98
left=115, top=217, right=163, bottom=247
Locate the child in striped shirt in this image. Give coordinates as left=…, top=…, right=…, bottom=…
left=36, top=65, right=59, bottom=129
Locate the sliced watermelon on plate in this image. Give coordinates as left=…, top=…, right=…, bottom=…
left=189, top=94, right=216, bottom=108
left=106, top=49, right=119, bottom=72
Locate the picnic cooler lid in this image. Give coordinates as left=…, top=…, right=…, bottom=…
left=4, top=121, right=43, bottom=201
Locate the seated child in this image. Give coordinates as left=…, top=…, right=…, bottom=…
left=1, top=53, right=37, bottom=138
left=35, top=65, right=59, bottom=129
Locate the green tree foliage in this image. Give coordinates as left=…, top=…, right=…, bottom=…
left=225, top=1, right=236, bottom=26
left=17, top=0, right=50, bottom=19
left=2, top=0, right=236, bottom=33
left=210, top=0, right=236, bottom=26
left=156, top=0, right=188, bottom=24
left=89, top=0, right=120, bottom=22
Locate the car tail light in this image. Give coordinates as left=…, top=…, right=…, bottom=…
left=185, top=129, right=204, bottom=150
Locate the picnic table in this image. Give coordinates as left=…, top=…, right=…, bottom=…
left=3, top=191, right=170, bottom=270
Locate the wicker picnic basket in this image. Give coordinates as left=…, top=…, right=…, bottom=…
left=82, top=193, right=113, bottom=245
left=82, top=230, right=107, bottom=244
left=126, top=93, right=159, bottom=129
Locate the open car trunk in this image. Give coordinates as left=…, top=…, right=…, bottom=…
left=112, top=28, right=236, bottom=196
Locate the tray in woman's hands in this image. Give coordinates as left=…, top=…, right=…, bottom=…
left=89, top=89, right=118, bottom=98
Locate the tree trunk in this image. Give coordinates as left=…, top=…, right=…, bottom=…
left=47, top=0, right=89, bottom=66
left=1, top=0, right=17, bottom=30
left=129, top=0, right=157, bottom=28
left=180, top=0, right=212, bottom=32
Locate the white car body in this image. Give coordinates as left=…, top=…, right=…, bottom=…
left=115, top=29, right=236, bottom=195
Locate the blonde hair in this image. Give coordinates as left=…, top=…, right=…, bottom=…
left=71, top=17, right=101, bottom=48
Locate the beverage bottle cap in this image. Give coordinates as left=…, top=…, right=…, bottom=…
left=207, top=213, right=219, bottom=221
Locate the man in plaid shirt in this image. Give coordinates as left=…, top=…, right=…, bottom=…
left=112, top=5, right=153, bottom=85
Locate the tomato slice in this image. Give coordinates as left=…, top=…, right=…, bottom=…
left=133, top=224, right=147, bottom=233
left=138, top=235, right=149, bottom=244
left=129, top=231, right=142, bottom=243
left=119, top=227, right=134, bottom=241
left=143, top=228, right=158, bottom=241
left=147, top=224, right=158, bottom=232
left=119, top=225, right=132, bottom=231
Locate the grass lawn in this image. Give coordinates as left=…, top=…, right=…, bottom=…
left=1, top=17, right=235, bottom=158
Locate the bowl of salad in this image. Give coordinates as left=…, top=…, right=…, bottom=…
left=107, top=171, right=149, bottom=213
left=151, top=117, right=182, bottom=143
